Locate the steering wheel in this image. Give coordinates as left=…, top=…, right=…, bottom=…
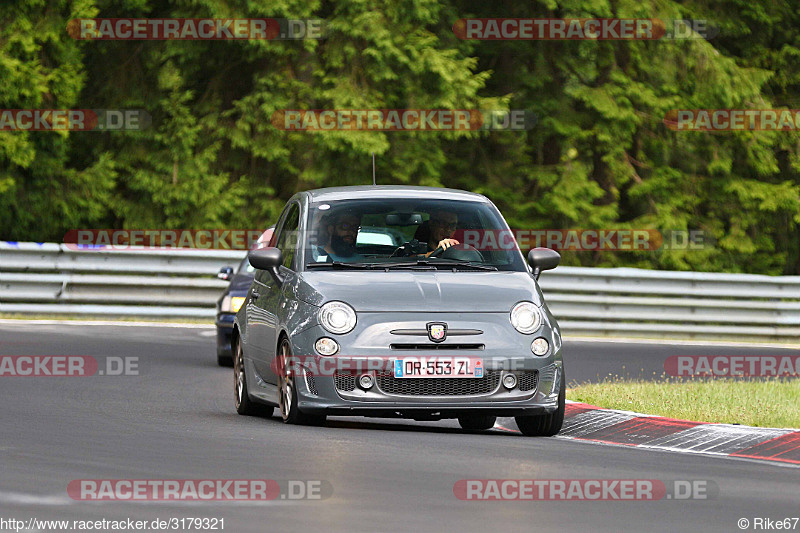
left=431, top=243, right=485, bottom=262
left=428, top=245, right=445, bottom=258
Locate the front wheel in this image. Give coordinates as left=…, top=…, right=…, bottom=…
left=277, top=338, right=326, bottom=426
left=515, top=374, right=565, bottom=437
left=234, top=336, right=274, bottom=417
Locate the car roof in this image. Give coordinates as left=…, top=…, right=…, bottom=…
left=299, top=186, right=490, bottom=203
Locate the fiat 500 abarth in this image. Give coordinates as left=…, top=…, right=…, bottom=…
left=232, top=186, right=565, bottom=436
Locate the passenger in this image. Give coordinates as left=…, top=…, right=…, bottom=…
left=314, top=211, right=365, bottom=262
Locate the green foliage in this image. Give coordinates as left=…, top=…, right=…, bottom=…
left=1, top=0, right=798, bottom=274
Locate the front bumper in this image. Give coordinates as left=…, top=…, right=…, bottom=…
left=281, top=311, right=563, bottom=418
left=297, top=363, right=562, bottom=418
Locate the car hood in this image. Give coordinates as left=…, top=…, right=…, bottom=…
left=295, top=270, right=543, bottom=312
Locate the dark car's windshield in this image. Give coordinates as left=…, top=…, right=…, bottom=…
left=304, top=198, right=527, bottom=272
left=237, top=256, right=255, bottom=275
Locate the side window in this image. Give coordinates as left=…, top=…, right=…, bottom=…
left=274, top=204, right=300, bottom=270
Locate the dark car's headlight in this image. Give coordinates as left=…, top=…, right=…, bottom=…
left=510, top=302, right=542, bottom=334
left=319, top=302, right=357, bottom=334
left=221, top=296, right=246, bottom=313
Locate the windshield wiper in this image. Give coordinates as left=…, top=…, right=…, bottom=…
left=307, top=260, right=497, bottom=271
left=305, top=261, right=372, bottom=269
left=370, top=259, right=498, bottom=271
left=425, top=260, right=498, bottom=271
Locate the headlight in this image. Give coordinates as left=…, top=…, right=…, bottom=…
left=221, top=296, right=246, bottom=313
left=318, top=301, right=357, bottom=335
left=510, top=302, right=542, bottom=334
left=231, top=297, right=245, bottom=313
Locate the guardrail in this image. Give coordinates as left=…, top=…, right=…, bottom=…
left=0, top=242, right=241, bottom=318
left=2, top=242, right=799, bottom=341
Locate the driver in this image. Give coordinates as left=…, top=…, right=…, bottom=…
left=422, top=210, right=460, bottom=257
left=314, top=211, right=365, bottom=262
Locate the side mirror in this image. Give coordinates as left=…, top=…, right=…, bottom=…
left=527, top=247, right=560, bottom=280
left=248, top=247, right=284, bottom=283
left=248, top=247, right=283, bottom=270
left=217, top=266, right=234, bottom=281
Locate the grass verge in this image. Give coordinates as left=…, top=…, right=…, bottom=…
left=567, top=378, right=800, bottom=429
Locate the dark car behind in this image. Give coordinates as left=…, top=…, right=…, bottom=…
left=215, top=255, right=254, bottom=366
left=215, top=227, right=274, bottom=365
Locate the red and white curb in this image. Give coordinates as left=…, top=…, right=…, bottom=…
left=497, top=401, right=800, bottom=466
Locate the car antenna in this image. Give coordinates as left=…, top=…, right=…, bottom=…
left=372, top=152, right=376, bottom=185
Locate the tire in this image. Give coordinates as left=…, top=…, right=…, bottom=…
left=515, top=373, right=565, bottom=437
left=217, top=328, right=234, bottom=367
left=457, top=414, right=497, bottom=431
left=217, top=352, right=233, bottom=367
left=234, top=335, right=274, bottom=417
left=277, top=338, right=326, bottom=426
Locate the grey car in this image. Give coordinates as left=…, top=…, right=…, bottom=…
left=232, top=186, right=565, bottom=436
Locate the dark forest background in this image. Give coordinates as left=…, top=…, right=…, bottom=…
left=2, top=0, right=800, bottom=273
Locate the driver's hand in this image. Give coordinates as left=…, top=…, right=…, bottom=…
left=425, top=238, right=460, bottom=256
left=439, top=238, right=460, bottom=250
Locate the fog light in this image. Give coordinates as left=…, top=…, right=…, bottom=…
left=315, top=337, right=339, bottom=356
left=531, top=337, right=549, bottom=356
left=502, top=373, right=517, bottom=389
left=358, top=374, right=374, bottom=389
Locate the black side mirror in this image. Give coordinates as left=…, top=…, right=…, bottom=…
left=217, top=266, right=234, bottom=281
left=248, top=247, right=284, bottom=283
left=527, top=248, right=560, bottom=280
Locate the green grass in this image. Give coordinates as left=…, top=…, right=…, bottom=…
left=567, top=378, right=800, bottom=429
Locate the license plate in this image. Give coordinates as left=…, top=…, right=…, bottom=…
left=394, top=357, right=483, bottom=378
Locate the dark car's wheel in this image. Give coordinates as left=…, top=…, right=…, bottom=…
left=277, top=338, right=326, bottom=426
left=515, top=373, right=565, bottom=437
left=457, top=414, right=497, bottom=431
left=234, top=336, right=273, bottom=417
left=218, top=352, right=233, bottom=367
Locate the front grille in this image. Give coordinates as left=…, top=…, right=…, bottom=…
left=518, top=370, right=539, bottom=392
left=390, top=343, right=485, bottom=350
left=375, top=370, right=501, bottom=396
left=305, top=373, right=319, bottom=395
left=334, top=374, right=357, bottom=392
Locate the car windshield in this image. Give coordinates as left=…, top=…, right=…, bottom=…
left=304, top=198, right=527, bottom=272
left=237, top=256, right=254, bottom=274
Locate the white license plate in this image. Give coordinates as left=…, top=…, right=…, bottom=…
left=393, top=357, right=483, bottom=378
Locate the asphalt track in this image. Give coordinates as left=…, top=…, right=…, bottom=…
left=0, top=322, right=797, bottom=533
